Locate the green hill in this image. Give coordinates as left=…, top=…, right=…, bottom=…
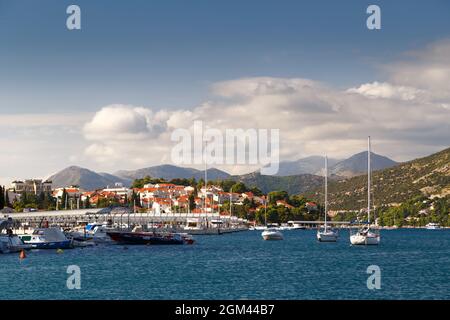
left=234, top=172, right=324, bottom=195
left=304, top=147, right=450, bottom=210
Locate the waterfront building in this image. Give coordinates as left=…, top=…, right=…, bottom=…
left=10, top=179, right=52, bottom=195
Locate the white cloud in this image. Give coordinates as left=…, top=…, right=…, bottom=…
left=385, top=39, right=450, bottom=99
left=83, top=105, right=169, bottom=141
left=347, top=81, right=426, bottom=101
left=81, top=61, right=450, bottom=173
left=2, top=39, right=450, bottom=179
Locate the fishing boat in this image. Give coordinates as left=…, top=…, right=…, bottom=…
left=19, top=227, right=74, bottom=249
left=106, top=230, right=194, bottom=245
left=350, top=137, right=380, bottom=246
left=317, top=156, right=338, bottom=242
left=0, top=219, right=32, bottom=254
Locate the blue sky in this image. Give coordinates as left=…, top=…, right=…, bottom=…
left=1, top=0, right=450, bottom=113
left=0, top=0, right=450, bottom=182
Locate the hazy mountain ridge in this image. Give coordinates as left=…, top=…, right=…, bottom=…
left=267, top=156, right=340, bottom=176
left=235, top=172, right=324, bottom=195
left=47, top=149, right=439, bottom=197
left=114, top=165, right=231, bottom=182
left=330, top=151, right=398, bottom=177
left=48, top=166, right=130, bottom=190
left=266, top=152, right=397, bottom=177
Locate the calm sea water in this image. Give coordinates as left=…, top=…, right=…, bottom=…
left=0, top=229, right=449, bottom=300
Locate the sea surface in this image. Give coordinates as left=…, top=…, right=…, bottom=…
left=0, top=229, right=449, bottom=300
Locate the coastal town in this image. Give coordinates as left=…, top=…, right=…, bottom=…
left=0, top=177, right=320, bottom=223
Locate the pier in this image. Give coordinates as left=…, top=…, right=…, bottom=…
left=3, top=208, right=249, bottom=234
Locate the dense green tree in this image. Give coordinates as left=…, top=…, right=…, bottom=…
left=188, top=193, right=196, bottom=211
left=231, top=182, right=247, bottom=194
left=4, top=189, right=10, bottom=208
left=267, top=190, right=288, bottom=204
left=0, top=186, right=4, bottom=209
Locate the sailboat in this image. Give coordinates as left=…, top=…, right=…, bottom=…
left=350, top=136, right=380, bottom=245
left=317, top=156, right=338, bottom=242
left=261, top=197, right=283, bottom=240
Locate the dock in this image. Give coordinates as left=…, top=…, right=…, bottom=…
left=3, top=208, right=249, bottom=234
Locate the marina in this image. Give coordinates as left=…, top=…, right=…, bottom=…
left=0, top=228, right=449, bottom=300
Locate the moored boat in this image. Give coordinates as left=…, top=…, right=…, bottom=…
left=0, top=219, right=32, bottom=254
left=317, top=156, right=338, bottom=242
left=349, top=137, right=380, bottom=246
left=107, top=230, right=194, bottom=245
left=425, top=222, right=441, bottom=230
left=19, top=227, right=74, bottom=249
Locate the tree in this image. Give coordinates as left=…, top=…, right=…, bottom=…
left=61, top=188, right=68, bottom=210
left=268, top=191, right=288, bottom=204
left=0, top=186, right=4, bottom=209
left=84, top=196, right=91, bottom=209
left=4, top=189, right=10, bottom=208
left=188, top=193, right=196, bottom=211
left=249, top=186, right=263, bottom=196
left=231, top=182, right=247, bottom=194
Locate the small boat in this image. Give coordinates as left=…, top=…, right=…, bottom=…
left=19, top=227, right=74, bottom=249
left=261, top=228, right=284, bottom=240
left=350, top=137, right=380, bottom=246
left=0, top=219, right=32, bottom=254
left=261, top=199, right=283, bottom=240
left=66, top=223, right=113, bottom=244
left=254, top=225, right=267, bottom=231
left=425, top=223, right=441, bottom=230
left=350, top=225, right=380, bottom=245
left=317, top=156, right=338, bottom=242
left=107, top=230, right=194, bottom=245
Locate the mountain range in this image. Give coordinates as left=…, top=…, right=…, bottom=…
left=47, top=150, right=400, bottom=192
left=269, top=152, right=397, bottom=177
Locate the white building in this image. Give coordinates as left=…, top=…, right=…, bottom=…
left=11, top=179, right=52, bottom=195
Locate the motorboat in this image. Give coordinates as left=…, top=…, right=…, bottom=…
left=425, top=222, right=441, bottom=230
left=19, top=227, right=74, bottom=249
left=261, top=228, right=284, bottom=240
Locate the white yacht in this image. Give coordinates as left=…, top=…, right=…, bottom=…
left=317, top=156, right=338, bottom=242
left=350, top=137, right=380, bottom=246
left=425, top=222, right=441, bottom=230
left=261, top=200, right=283, bottom=240
left=261, top=228, right=284, bottom=240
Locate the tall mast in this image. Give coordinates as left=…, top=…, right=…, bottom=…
left=367, top=136, right=371, bottom=225
left=264, top=196, right=267, bottom=226
left=204, top=140, right=208, bottom=215
left=324, top=155, right=328, bottom=231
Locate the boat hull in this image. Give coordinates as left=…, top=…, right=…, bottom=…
left=29, top=240, right=74, bottom=249
left=261, top=230, right=283, bottom=240
left=317, top=231, right=338, bottom=242
left=107, top=231, right=188, bottom=245
left=0, top=235, right=32, bottom=254
left=350, top=233, right=380, bottom=245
